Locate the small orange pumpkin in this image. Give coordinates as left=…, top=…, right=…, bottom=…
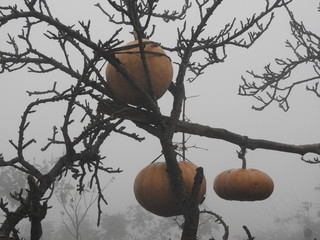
left=213, top=168, right=274, bottom=201
left=134, top=161, right=206, bottom=217
left=106, top=37, right=173, bottom=105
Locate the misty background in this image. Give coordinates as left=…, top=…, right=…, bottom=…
left=0, top=0, right=320, bottom=239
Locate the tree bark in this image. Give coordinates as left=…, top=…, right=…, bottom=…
left=97, top=100, right=320, bottom=157
left=0, top=175, right=52, bottom=239
left=181, top=167, right=204, bottom=240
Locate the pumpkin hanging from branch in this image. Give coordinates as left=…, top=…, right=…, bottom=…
left=106, top=33, right=173, bottom=106
left=213, top=149, right=274, bottom=201
left=134, top=161, right=206, bottom=217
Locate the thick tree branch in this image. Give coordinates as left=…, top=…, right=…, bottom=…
left=97, top=100, right=320, bottom=158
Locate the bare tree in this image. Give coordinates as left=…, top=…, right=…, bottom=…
left=0, top=0, right=320, bottom=240
left=239, top=4, right=320, bottom=112
left=55, top=177, right=114, bottom=240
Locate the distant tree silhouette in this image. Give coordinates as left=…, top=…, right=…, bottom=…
left=55, top=177, right=114, bottom=240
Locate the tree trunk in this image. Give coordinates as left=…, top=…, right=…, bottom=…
left=181, top=208, right=200, bottom=240
left=181, top=167, right=204, bottom=240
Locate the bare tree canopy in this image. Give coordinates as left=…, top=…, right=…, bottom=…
left=0, top=0, right=319, bottom=239
left=239, top=4, right=320, bottom=112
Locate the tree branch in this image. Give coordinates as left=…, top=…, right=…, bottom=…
left=239, top=4, right=320, bottom=111
left=200, top=209, right=229, bottom=240
left=97, top=99, right=320, bottom=159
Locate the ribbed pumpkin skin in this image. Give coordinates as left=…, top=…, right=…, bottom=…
left=106, top=39, right=173, bottom=105
left=134, top=161, right=206, bottom=217
left=213, top=169, right=274, bottom=201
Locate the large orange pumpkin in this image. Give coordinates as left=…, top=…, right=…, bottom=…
left=213, top=168, right=274, bottom=201
left=134, top=161, right=206, bottom=217
left=106, top=38, right=173, bottom=105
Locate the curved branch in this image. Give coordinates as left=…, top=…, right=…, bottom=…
left=200, top=209, right=229, bottom=240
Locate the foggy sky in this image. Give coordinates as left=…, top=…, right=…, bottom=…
left=1, top=0, right=320, bottom=238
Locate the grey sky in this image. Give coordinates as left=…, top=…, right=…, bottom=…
left=1, top=0, right=320, bottom=238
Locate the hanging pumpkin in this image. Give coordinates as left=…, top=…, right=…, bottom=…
left=134, top=161, right=206, bottom=217
left=106, top=34, right=173, bottom=106
left=213, top=152, right=274, bottom=201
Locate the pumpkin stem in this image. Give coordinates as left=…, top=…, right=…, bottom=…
left=237, top=147, right=247, bottom=169
left=241, top=156, right=247, bottom=169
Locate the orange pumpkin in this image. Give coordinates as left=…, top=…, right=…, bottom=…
left=134, top=161, right=206, bottom=217
left=213, top=168, right=274, bottom=201
left=106, top=38, right=173, bottom=105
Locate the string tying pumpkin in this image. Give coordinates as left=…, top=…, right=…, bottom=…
left=134, top=161, right=206, bottom=217
left=213, top=149, right=274, bottom=201
left=106, top=32, right=173, bottom=106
